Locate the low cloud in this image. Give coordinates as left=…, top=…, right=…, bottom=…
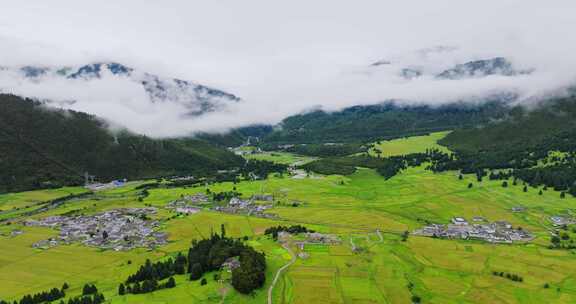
left=0, top=0, right=575, bottom=137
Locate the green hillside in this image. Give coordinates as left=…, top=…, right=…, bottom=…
left=438, top=95, right=576, bottom=194
left=440, top=96, right=576, bottom=154
left=0, top=94, right=243, bottom=193
left=263, top=100, right=510, bottom=144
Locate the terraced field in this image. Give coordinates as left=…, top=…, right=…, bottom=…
left=2, top=131, right=576, bottom=303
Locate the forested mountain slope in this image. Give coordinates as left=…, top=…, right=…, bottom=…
left=438, top=94, right=576, bottom=194
left=0, top=94, right=243, bottom=193
left=263, top=100, right=511, bottom=144
left=440, top=95, right=576, bottom=158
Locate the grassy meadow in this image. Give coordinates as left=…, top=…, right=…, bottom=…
left=1, top=131, right=576, bottom=303
left=369, top=131, right=451, bottom=157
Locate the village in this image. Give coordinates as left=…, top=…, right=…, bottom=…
left=212, top=195, right=278, bottom=218
left=165, top=193, right=210, bottom=214
left=413, top=217, right=533, bottom=244
left=550, top=215, right=576, bottom=227
left=165, top=191, right=279, bottom=219
left=25, top=208, right=167, bottom=251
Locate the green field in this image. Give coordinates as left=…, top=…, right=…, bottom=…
left=244, top=151, right=315, bottom=165
left=370, top=131, right=451, bottom=157
left=2, top=131, right=576, bottom=303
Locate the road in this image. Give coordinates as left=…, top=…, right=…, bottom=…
left=268, top=243, right=296, bottom=304
left=376, top=229, right=383, bottom=242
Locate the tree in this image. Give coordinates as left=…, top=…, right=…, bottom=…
left=561, top=192, right=566, bottom=199
left=82, top=284, right=97, bottom=296
left=231, top=249, right=266, bottom=294
left=189, top=263, right=203, bottom=281
left=468, top=183, right=473, bottom=189
left=118, top=284, right=125, bottom=296
left=539, top=189, right=543, bottom=195
left=502, top=181, right=508, bottom=188
left=523, top=185, right=528, bottom=192
left=62, top=283, right=69, bottom=290
left=458, top=173, right=463, bottom=180
left=411, top=295, right=421, bottom=303
left=221, top=224, right=226, bottom=238
left=401, top=231, right=409, bottom=242
left=166, top=277, right=176, bottom=288
left=174, top=253, right=187, bottom=275
left=132, top=282, right=141, bottom=294
left=200, top=278, right=207, bottom=286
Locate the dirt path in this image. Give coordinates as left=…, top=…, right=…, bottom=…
left=376, top=229, right=383, bottom=243
left=349, top=236, right=357, bottom=252
left=268, top=243, right=296, bottom=304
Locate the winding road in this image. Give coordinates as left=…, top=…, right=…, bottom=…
left=267, top=230, right=384, bottom=303
left=268, top=243, right=296, bottom=304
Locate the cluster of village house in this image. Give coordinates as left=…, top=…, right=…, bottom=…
left=165, top=192, right=279, bottom=219
left=230, top=146, right=263, bottom=156
left=84, top=179, right=127, bottom=191
left=277, top=231, right=341, bottom=259
left=300, top=232, right=341, bottom=244
left=212, top=195, right=277, bottom=218
left=25, top=208, right=167, bottom=251
left=550, top=215, right=576, bottom=227
left=165, top=193, right=210, bottom=214
left=414, top=217, right=533, bottom=243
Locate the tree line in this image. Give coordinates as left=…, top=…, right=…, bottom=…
left=264, top=225, right=314, bottom=240
left=239, top=160, right=288, bottom=180
left=3, top=286, right=65, bottom=304
left=121, top=253, right=185, bottom=295
left=492, top=271, right=524, bottom=282
left=62, top=284, right=105, bottom=304
left=0, top=283, right=106, bottom=304
left=187, top=227, right=266, bottom=294
left=302, top=148, right=453, bottom=180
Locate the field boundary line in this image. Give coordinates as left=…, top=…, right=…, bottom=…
left=268, top=243, right=296, bottom=304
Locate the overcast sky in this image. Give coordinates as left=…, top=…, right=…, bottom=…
left=1, top=0, right=575, bottom=136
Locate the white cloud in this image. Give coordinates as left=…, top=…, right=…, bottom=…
left=0, top=0, right=575, bottom=137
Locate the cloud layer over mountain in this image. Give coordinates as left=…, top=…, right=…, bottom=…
left=0, top=0, right=575, bottom=137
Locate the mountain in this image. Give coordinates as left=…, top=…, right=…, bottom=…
left=370, top=56, right=531, bottom=80
left=436, top=57, right=530, bottom=79
left=0, top=62, right=240, bottom=115
left=0, top=94, right=243, bottom=193
left=261, top=98, right=513, bottom=144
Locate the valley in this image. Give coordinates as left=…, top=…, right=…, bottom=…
left=1, top=3, right=574, bottom=303
left=2, top=132, right=576, bottom=303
